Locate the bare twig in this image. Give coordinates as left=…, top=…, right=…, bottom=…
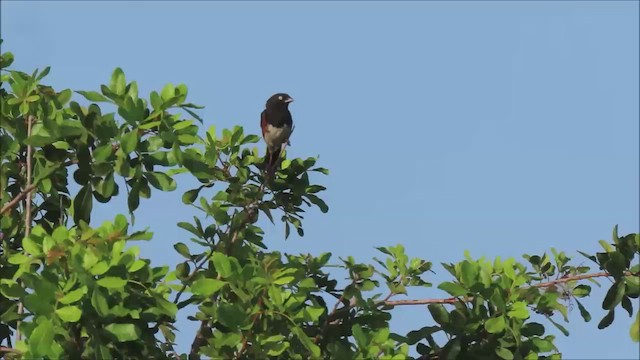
left=173, top=248, right=216, bottom=305
left=189, top=320, right=210, bottom=360
left=384, top=271, right=632, bottom=307
left=0, top=346, right=22, bottom=355
left=15, top=115, right=35, bottom=342
left=314, top=281, right=358, bottom=344
left=235, top=293, right=266, bottom=359
left=190, top=171, right=268, bottom=359
left=0, top=183, right=37, bottom=215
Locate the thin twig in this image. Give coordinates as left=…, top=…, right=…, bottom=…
left=384, top=271, right=633, bottom=307
left=190, top=166, right=268, bottom=359
left=235, top=293, right=266, bottom=359
left=16, top=115, right=35, bottom=342
left=0, top=346, right=22, bottom=354
left=173, top=248, right=216, bottom=304
left=0, top=183, right=37, bottom=215
left=314, top=280, right=358, bottom=344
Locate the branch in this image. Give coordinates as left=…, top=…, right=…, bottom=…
left=173, top=248, right=215, bottom=305
left=15, top=115, right=35, bottom=342
left=189, top=169, right=268, bottom=359
left=0, top=346, right=22, bottom=355
left=0, top=183, right=37, bottom=215
left=235, top=294, right=266, bottom=359
left=384, top=271, right=632, bottom=307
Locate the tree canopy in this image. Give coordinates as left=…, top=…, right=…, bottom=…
left=0, top=43, right=638, bottom=359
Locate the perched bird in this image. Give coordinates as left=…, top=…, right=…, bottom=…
left=260, top=93, right=294, bottom=174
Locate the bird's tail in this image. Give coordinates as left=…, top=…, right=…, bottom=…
left=265, top=147, right=281, bottom=177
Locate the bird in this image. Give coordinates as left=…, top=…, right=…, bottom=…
left=260, top=93, right=294, bottom=175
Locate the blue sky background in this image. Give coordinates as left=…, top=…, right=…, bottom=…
left=2, top=1, right=638, bottom=358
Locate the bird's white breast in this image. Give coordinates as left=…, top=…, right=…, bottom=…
left=264, top=124, right=291, bottom=150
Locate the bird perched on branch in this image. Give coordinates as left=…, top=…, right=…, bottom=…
left=260, top=93, right=294, bottom=175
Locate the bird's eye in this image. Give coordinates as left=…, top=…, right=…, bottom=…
left=278, top=95, right=283, bottom=101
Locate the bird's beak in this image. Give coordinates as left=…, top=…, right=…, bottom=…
left=285, top=97, right=294, bottom=103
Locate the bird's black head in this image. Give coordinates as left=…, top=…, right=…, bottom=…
left=266, top=93, right=294, bottom=110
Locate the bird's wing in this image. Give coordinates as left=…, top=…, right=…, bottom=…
left=260, top=110, right=268, bottom=138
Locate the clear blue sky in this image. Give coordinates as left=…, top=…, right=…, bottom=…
left=2, top=1, right=638, bottom=358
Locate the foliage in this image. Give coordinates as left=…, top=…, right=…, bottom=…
left=1, top=44, right=638, bottom=359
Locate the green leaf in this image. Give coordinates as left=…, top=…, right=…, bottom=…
left=572, top=284, right=591, bottom=298
left=306, top=194, right=329, bottom=213
left=293, top=326, right=321, bottom=357
left=182, top=188, right=201, bottom=204
left=25, top=125, right=55, bottom=147
left=76, top=90, right=110, bottom=103
left=177, top=221, right=202, bottom=238
left=273, top=276, right=296, bottom=285
left=599, top=240, right=613, bottom=252
left=145, top=171, right=177, bottom=191
left=577, top=250, right=597, bottom=263
left=120, top=130, right=138, bottom=153
left=485, top=316, right=506, bottom=334
left=217, top=303, right=246, bottom=330
left=428, top=304, right=450, bottom=326
left=191, top=278, right=226, bottom=297
left=22, top=235, right=42, bottom=256
left=183, top=107, right=203, bottom=123
left=212, top=252, right=233, bottom=278
left=73, top=185, right=93, bottom=225
left=606, top=252, right=627, bottom=278
left=93, top=144, right=113, bottom=162
left=57, top=88, right=73, bottom=105
left=631, top=312, right=639, bottom=342
left=56, top=306, right=82, bottom=322
left=521, top=322, right=545, bottom=337
left=110, top=67, right=127, bottom=95
left=8, top=253, right=30, bottom=264
left=26, top=94, right=40, bottom=102
left=266, top=341, right=289, bottom=356
left=507, top=301, right=530, bottom=319
left=241, top=134, right=260, bottom=144
left=36, top=66, right=51, bottom=80
left=59, top=287, right=87, bottom=304
left=575, top=299, right=591, bottom=322
left=105, top=323, right=141, bottom=342
left=29, top=318, right=54, bottom=356
left=1, top=281, right=27, bottom=299
left=547, top=316, right=569, bottom=336
left=621, top=296, right=633, bottom=317
left=602, top=281, right=625, bottom=310
left=438, top=281, right=467, bottom=297
left=173, top=120, right=194, bottom=130
left=97, top=277, right=128, bottom=289
left=173, top=242, right=191, bottom=259
left=0, top=51, right=14, bottom=68
left=302, top=306, right=325, bottom=322
left=161, top=83, right=175, bottom=101
left=496, top=347, right=514, bottom=360
left=91, top=289, right=110, bottom=317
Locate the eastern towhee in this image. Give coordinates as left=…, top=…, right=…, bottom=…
left=261, top=93, right=294, bottom=174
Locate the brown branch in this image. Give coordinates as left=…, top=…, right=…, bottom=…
left=189, top=320, right=210, bottom=360
left=384, top=271, right=633, bottom=307
left=0, top=183, right=37, bottom=215
left=0, top=346, right=22, bottom=354
left=235, top=294, right=266, bottom=359
left=173, top=248, right=216, bottom=305
left=15, top=115, right=35, bottom=342
left=189, top=169, right=268, bottom=359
